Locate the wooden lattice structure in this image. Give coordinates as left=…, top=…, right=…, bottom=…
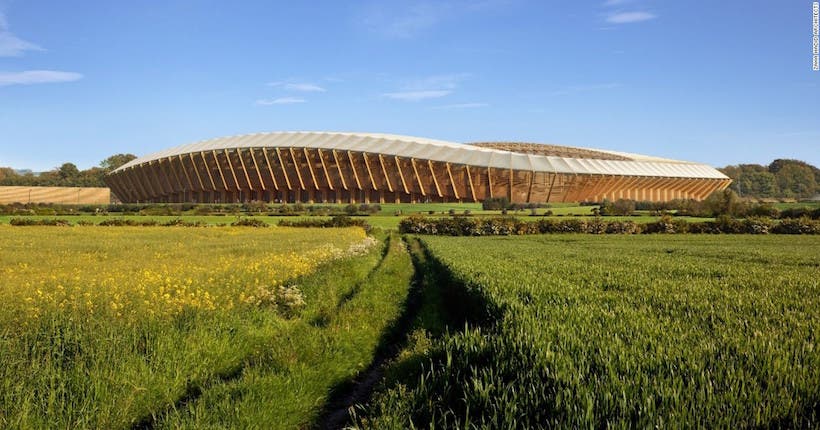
left=105, top=132, right=731, bottom=204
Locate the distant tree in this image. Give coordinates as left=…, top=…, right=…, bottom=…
left=703, top=189, right=744, bottom=216
left=773, top=162, right=817, bottom=198
left=737, top=171, right=779, bottom=198
left=0, top=167, right=16, bottom=181
left=100, top=153, right=137, bottom=171
left=58, top=163, right=80, bottom=181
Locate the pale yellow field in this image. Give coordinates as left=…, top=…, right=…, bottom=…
left=0, top=225, right=367, bottom=325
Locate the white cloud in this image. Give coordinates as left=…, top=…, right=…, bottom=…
left=362, top=1, right=449, bottom=38
left=383, top=90, right=451, bottom=101
left=404, top=73, right=469, bottom=91
left=0, top=70, right=83, bottom=86
left=255, top=97, right=306, bottom=105
left=606, top=11, right=656, bottom=24
left=0, top=12, right=43, bottom=57
left=284, top=83, right=325, bottom=92
left=267, top=81, right=326, bottom=92
left=360, top=0, right=514, bottom=38
left=383, top=73, right=471, bottom=102
left=432, top=102, right=488, bottom=109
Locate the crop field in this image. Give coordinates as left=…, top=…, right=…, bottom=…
left=0, top=225, right=414, bottom=428
left=360, top=234, right=820, bottom=428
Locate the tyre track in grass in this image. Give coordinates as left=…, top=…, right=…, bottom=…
left=131, top=235, right=392, bottom=430
left=316, top=236, right=463, bottom=430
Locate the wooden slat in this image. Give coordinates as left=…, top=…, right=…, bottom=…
left=428, top=160, right=443, bottom=197
left=363, top=153, right=379, bottom=190
left=177, top=154, right=195, bottom=191
left=165, top=157, right=185, bottom=192
left=378, top=154, right=393, bottom=192
left=225, top=149, right=244, bottom=191
left=274, top=148, right=292, bottom=190
left=395, top=156, right=410, bottom=194
left=445, top=163, right=459, bottom=200
left=487, top=167, right=494, bottom=198
left=465, top=165, right=477, bottom=202
left=509, top=168, right=514, bottom=201
left=211, top=150, right=229, bottom=191
left=316, top=148, right=334, bottom=190
left=194, top=152, right=212, bottom=191
left=261, top=148, right=279, bottom=190
left=107, top=174, right=130, bottom=202
left=561, top=174, right=579, bottom=202
left=236, top=148, right=255, bottom=191
left=410, top=158, right=426, bottom=196
left=332, top=150, right=348, bottom=190
left=126, top=168, right=149, bottom=201
left=347, top=151, right=363, bottom=190
left=288, top=148, right=306, bottom=190
left=114, top=176, right=134, bottom=202
left=303, top=148, right=320, bottom=190
left=545, top=173, right=558, bottom=202
left=526, top=171, right=534, bottom=202
left=139, top=162, right=159, bottom=197
left=153, top=160, right=174, bottom=195
left=249, top=148, right=267, bottom=191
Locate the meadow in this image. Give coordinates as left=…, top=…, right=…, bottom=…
left=0, top=225, right=413, bottom=428
left=359, top=234, right=820, bottom=428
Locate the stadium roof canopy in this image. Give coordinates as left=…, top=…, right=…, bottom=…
left=115, top=131, right=728, bottom=180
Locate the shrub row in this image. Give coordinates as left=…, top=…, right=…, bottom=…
left=278, top=215, right=371, bottom=231
left=398, top=215, right=820, bottom=235
left=0, top=202, right=383, bottom=216
left=10, top=218, right=213, bottom=227
left=598, top=194, right=820, bottom=219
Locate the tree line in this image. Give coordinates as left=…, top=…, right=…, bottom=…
left=0, top=154, right=136, bottom=188
left=719, top=159, right=819, bottom=199
left=1, top=155, right=817, bottom=200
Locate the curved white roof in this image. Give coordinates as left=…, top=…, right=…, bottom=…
left=113, top=131, right=728, bottom=179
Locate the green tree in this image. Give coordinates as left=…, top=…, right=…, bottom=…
left=774, top=163, right=817, bottom=198
left=100, top=154, right=137, bottom=171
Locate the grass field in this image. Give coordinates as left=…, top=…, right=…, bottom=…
left=359, top=234, right=820, bottom=428
left=0, top=226, right=413, bottom=428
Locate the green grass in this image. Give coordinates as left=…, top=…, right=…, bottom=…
left=157, top=233, right=414, bottom=429
left=0, top=226, right=413, bottom=429
left=358, top=234, right=820, bottom=428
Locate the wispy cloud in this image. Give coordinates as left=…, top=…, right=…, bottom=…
left=0, top=11, right=43, bottom=57
left=0, top=70, right=83, bottom=86
left=360, top=0, right=514, bottom=38
left=606, top=11, right=656, bottom=24
left=255, top=97, right=306, bottom=105
left=361, top=1, right=450, bottom=38
left=549, top=83, right=621, bottom=96
left=432, top=102, right=488, bottom=109
left=267, top=81, right=326, bottom=92
left=384, top=90, right=451, bottom=101
left=383, top=73, right=469, bottom=102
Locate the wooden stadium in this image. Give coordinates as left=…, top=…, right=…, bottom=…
left=104, top=132, right=731, bottom=204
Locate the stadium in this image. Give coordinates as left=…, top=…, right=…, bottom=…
left=104, top=131, right=731, bottom=204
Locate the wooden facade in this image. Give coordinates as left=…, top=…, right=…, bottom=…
left=105, top=146, right=731, bottom=204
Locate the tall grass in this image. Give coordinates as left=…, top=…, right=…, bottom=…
left=357, top=235, right=820, bottom=428
left=0, top=226, right=412, bottom=428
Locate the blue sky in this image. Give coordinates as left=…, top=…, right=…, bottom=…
left=1, top=0, right=818, bottom=171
